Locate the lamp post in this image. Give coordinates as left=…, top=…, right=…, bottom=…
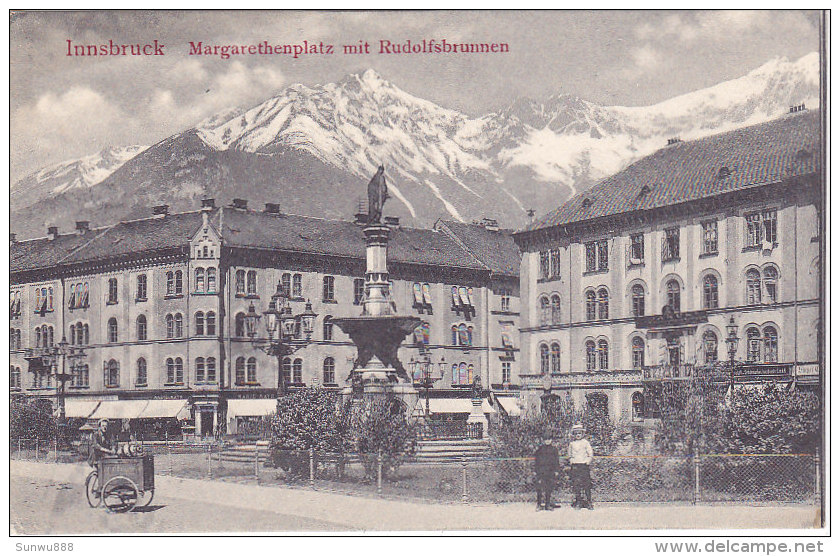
left=244, top=281, right=317, bottom=398
left=408, top=353, right=446, bottom=419
left=725, top=316, right=740, bottom=393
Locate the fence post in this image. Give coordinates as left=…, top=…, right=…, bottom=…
left=693, top=453, right=701, bottom=505
left=207, top=443, right=212, bottom=479
left=462, top=459, right=468, bottom=504
left=814, top=453, right=820, bottom=502
left=167, top=437, right=173, bottom=476
left=377, top=449, right=383, bottom=496
left=309, top=448, right=315, bottom=489
left=35, top=438, right=39, bottom=462
left=53, top=437, right=58, bottom=463
left=18, top=437, right=21, bottom=459
left=254, top=441, right=260, bottom=484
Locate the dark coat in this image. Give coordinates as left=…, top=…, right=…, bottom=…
left=534, top=443, right=560, bottom=477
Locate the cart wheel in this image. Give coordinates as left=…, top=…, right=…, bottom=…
left=102, top=476, right=138, bottom=513
left=85, top=471, right=102, bottom=508
left=141, top=488, right=155, bottom=507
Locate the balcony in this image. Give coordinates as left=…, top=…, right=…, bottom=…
left=635, top=310, right=708, bottom=330
left=642, top=363, right=794, bottom=383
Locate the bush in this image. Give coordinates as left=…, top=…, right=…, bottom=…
left=349, top=395, right=417, bottom=479
left=11, top=398, right=56, bottom=440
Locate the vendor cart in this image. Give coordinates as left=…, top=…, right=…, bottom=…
left=85, top=455, right=155, bottom=513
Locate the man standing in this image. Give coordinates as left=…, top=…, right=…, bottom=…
left=568, top=423, right=594, bottom=509
left=534, top=434, right=559, bottom=511
left=366, top=165, right=389, bottom=224
left=87, top=419, right=115, bottom=467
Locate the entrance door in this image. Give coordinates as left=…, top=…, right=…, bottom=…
left=200, top=410, right=214, bottom=437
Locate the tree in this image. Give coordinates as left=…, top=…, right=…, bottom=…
left=349, top=395, right=417, bottom=479
left=10, top=397, right=57, bottom=440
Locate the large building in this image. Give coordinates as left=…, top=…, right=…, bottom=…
left=512, top=110, right=822, bottom=421
left=10, top=200, right=521, bottom=435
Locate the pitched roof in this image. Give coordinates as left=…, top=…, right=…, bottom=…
left=436, top=220, right=521, bottom=277
left=522, top=111, right=821, bottom=233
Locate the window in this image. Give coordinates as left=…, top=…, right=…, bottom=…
left=550, top=342, right=561, bottom=374
left=175, top=270, right=183, bottom=295
left=632, top=392, right=645, bottom=421
left=500, top=288, right=512, bottom=312
left=666, top=280, right=681, bottom=313
left=107, top=278, right=118, bottom=304
left=72, top=364, right=89, bottom=388
left=281, top=357, right=292, bottom=386
left=196, top=357, right=205, bottom=382
left=539, top=296, right=551, bottom=326
left=746, top=327, right=761, bottom=363
left=451, top=325, right=458, bottom=345
left=631, top=284, right=645, bottom=317
left=235, top=357, right=246, bottom=385
left=745, top=210, right=778, bottom=248
left=746, top=213, right=762, bottom=247
left=746, top=269, right=762, bottom=304
left=166, top=272, right=175, bottom=295
left=207, top=268, right=216, bottom=293
left=763, top=326, right=778, bottom=363
left=195, top=312, right=204, bottom=335
left=293, top=358, right=303, bottom=384
left=323, top=357, right=335, bottom=384
left=136, top=358, right=147, bottom=386
left=248, top=357, right=258, bottom=383
left=10, top=291, right=21, bottom=318
left=175, top=313, right=183, bottom=337
left=206, top=312, right=216, bottom=335
left=703, top=275, right=719, bottom=309
left=763, top=267, right=778, bottom=303
left=104, top=359, right=120, bottom=388
left=354, top=279, right=366, bottom=305
left=539, top=251, right=551, bottom=280
left=281, top=273, right=291, bottom=296
left=584, top=240, right=609, bottom=272
left=597, top=339, right=609, bottom=370
left=585, top=290, right=597, bottom=321
left=11, top=366, right=21, bottom=389
left=292, top=274, right=302, bottom=298
left=10, top=328, right=21, bottom=350
left=703, top=331, right=718, bottom=364
left=194, top=268, right=205, bottom=292
left=414, top=321, right=431, bottom=347
left=166, top=314, right=174, bottom=338
left=323, top=316, right=333, bottom=341
left=207, top=358, right=216, bottom=382
left=137, top=315, right=147, bottom=340
left=501, top=361, right=511, bottom=384
left=539, top=344, right=550, bottom=375
left=632, top=337, right=645, bottom=369
left=136, top=274, right=147, bottom=300
left=584, top=244, right=596, bottom=273
left=247, top=271, right=258, bottom=296
left=629, top=234, right=645, bottom=264
left=585, top=341, right=597, bottom=371
left=323, top=276, right=335, bottom=302
left=107, top=318, right=118, bottom=343
left=662, top=228, right=680, bottom=261
left=235, top=270, right=246, bottom=295
left=702, top=220, right=718, bottom=255
left=235, top=313, right=246, bottom=337
left=597, top=288, right=609, bottom=319
left=166, top=357, right=184, bottom=384
left=550, top=294, right=561, bottom=324
left=549, top=248, right=562, bottom=278
left=763, top=210, right=778, bottom=244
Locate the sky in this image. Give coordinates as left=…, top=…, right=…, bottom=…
left=9, top=10, right=821, bottom=183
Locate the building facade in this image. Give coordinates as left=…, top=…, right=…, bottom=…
left=10, top=201, right=521, bottom=435
left=513, top=110, right=822, bottom=422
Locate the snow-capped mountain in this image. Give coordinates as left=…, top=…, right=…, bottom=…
left=10, top=53, right=818, bottom=239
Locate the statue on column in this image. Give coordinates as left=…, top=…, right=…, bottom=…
left=367, top=165, right=389, bottom=225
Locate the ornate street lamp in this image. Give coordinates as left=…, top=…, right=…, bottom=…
left=409, top=353, right=446, bottom=419
left=725, top=316, right=740, bottom=393
left=245, top=280, right=318, bottom=397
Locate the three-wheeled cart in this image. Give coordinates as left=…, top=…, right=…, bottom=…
left=85, top=455, right=155, bottom=512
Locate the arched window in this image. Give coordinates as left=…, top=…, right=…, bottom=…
left=746, top=269, right=762, bottom=305
left=70, top=323, right=76, bottom=345
left=631, top=284, right=645, bottom=317
left=206, top=357, right=216, bottom=382
left=282, top=358, right=292, bottom=386
left=235, top=270, right=246, bottom=295
left=195, top=357, right=205, bottom=382
left=323, top=357, right=335, bottom=384
left=763, top=326, right=778, bottom=363
left=136, top=274, right=147, bottom=300
left=82, top=324, right=89, bottom=345
left=235, top=357, right=246, bottom=385
left=632, top=337, right=645, bottom=369
left=763, top=267, right=778, bottom=303
left=194, top=268, right=205, bottom=292
left=247, top=357, right=257, bottom=383
left=174, top=357, right=184, bottom=384
left=292, top=274, right=302, bottom=298
left=107, top=318, right=118, bottom=343
left=323, top=315, right=333, bottom=341
left=585, top=291, right=597, bottom=321
left=174, top=313, right=183, bottom=337
left=195, top=312, right=204, bottom=335
left=136, top=358, right=147, bottom=387
left=105, top=359, right=120, bottom=388
left=550, top=342, right=561, bottom=373
left=467, top=326, right=474, bottom=346
left=703, top=331, right=718, bottom=364
left=35, top=326, right=42, bottom=348
left=235, top=313, right=246, bottom=337
left=207, top=268, right=216, bottom=293
left=632, top=392, right=645, bottom=421
left=746, top=327, right=761, bottom=362
left=166, top=314, right=174, bottom=338
left=703, top=275, right=719, bottom=309
left=539, top=296, right=551, bottom=326
left=666, top=280, right=681, bottom=313
left=539, top=344, right=550, bottom=375
left=293, top=358, right=303, bottom=384
left=585, top=340, right=597, bottom=371
left=457, top=323, right=469, bottom=346
left=206, top=312, right=216, bottom=335
left=550, top=294, right=562, bottom=324
left=598, top=339, right=609, bottom=370
left=597, top=288, right=609, bottom=319
left=137, top=315, right=147, bottom=340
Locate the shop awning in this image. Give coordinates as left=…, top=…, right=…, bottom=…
left=89, top=400, right=149, bottom=420
left=138, top=399, right=189, bottom=419
left=415, top=398, right=496, bottom=415
left=496, top=396, right=521, bottom=417
left=61, top=400, right=102, bottom=418
left=227, top=399, right=277, bottom=420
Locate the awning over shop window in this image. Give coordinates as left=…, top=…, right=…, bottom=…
left=414, top=398, right=496, bottom=415
left=138, top=399, right=189, bottom=419
left=89, top=400, right=149, bottom=420
left=227, top=399, right=277, bottom=420
left=62, top=400, right=101, bottom=418
left=496, top=396, right=521, bottom=417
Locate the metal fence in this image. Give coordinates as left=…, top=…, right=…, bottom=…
left=11, top=437, right=819, bottom=506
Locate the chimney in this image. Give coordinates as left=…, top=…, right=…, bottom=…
left=47, top=226, right=59, bottom=240
left=264, top=203, right=280, bottom=214
left=10, top=232, right=17, bottom=245
left=201, top=198, right=216, bottom=210
left=354, top=212, right=369, bottom=226
left=75, top=221, right=90, bottom=235
left=152, top=204, right=169, bottom=217
left=478, top=217, right=499, bottom=231
left=231, top=198, right=248, bottom=210
left=384, top=216, right=400, bottom=229
left=667, top=137, right=681, bottom=146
